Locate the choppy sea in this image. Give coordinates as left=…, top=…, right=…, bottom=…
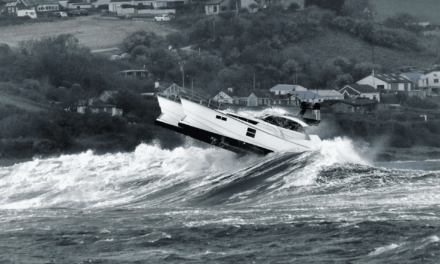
left=1, top=137, right=440, bottom=263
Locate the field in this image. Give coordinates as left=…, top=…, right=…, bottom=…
left=0, top=16, right=176, bottom=50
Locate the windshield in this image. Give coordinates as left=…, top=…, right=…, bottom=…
left=263, top=116, right=305, bottom=133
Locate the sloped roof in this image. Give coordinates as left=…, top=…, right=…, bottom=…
left=312, top=89, right=343, bottom=97
left=334, top=98, right=378, bottom=106
left=341, top=84, right=377, bottom=94
left=20, top=0, right=60, bottom=6
left=401, top=72, right=423, bottom=79
left=205, top=0, right=224, bottom=5
left=223, top=90, right=270, bottom=98
left=270, top=84, right=307, bottom=91
left=276, top=91, right=326, bottom=100
left=90, top=100, right=115, bottom=108
left=374, top=73, right=411, bottom=83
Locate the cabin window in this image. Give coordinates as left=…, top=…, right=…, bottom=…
left=216, top=115, right=227, bottom=121
left=226, top=114, right=258, bottom=125
left=246, top=128, right=256, bottom=138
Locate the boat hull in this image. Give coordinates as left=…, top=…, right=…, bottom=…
left=180, top=98, right=319, bottom=153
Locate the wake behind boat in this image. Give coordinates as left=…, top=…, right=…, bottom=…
left=155, top=88, right=322, bottom=155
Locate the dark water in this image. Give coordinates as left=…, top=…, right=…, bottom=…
left=1, top=138, right=440, bottom=263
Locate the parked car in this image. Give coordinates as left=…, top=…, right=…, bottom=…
left=67, top=9, right=88, bottom=17
left=154, top=14, right=171, bottom=22
left=52, top=11, right=68, bottom=18
left=110, top=55, right=120, bottom=60
left=117, top=14, right=132, bottom=19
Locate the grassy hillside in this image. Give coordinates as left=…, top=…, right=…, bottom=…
left=0, top=91, right=47, bottom=112
left=298, top=29, right=435, bottom=71
left=0, top=16, right=176, bottom=50
left=284, top=0, right=440, bottom=24
left=372, top=0, right=440, bottom=24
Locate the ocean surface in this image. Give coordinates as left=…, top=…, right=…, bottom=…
left=1, top=137, right=440, bottom=263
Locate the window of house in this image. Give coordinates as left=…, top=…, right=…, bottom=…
left=213, top=6, right=217, bottom=12
left=373, top=95, right=377, bottom=100
left=404, top=83, right=408, bottom=91
left=391, top=83, right=398, bottom=90
left=208, top=6, right=213, bottom=13
left=221, top=6, right=227, bottom=11
left=435, top=79, right=439, bottom=83
left=377, top=85, right=385, bottom=90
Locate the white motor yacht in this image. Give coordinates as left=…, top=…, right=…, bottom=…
left=155, top=91, right=322, bottom=155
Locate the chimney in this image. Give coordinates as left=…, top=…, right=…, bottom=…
left=155, top=80, right=160, bottom=88
left=228, top=87, right=233, bottom=93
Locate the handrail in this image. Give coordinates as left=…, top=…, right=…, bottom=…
left=157, top=87, right=229, bottom=111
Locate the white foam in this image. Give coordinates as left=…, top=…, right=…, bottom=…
left=0, top=144, right=256, bottom=210
left=368, top=243, right=402, bottom=256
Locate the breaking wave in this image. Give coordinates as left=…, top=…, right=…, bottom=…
left=0, top=137, right=439, bottom=221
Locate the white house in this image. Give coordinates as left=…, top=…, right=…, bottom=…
left=204, top=0, right=257, bottom=15
left=5, top=0, right=60, bottom=14
left=339, top=84, right=380, bottom=102
left=356, top=73, right=412, bottom=92
left=109, top=0, right=181, bottom=14
left=400, top=72, right=423, bottom=89
left=212, top=88, right=270, bottom=106
left=419, top=70, right=440, bottom=96
left=312, top=89, right=344, bottom=100
left=269, top=84, right=307, bottom=95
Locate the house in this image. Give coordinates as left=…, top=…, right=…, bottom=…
left=4, top=0, right=60, bottom=14
left=116, top=69, right=152, bottom=79
left=67, top=0, right=93, bottom=9
left=339, top=84, right=380, bottom=102
left=271, top=90, right=326, bottom=105
left=312, top=89, right=344, bottom=100
left=109, top=0, right=182, bottom=14
left=269, top=84, right=307, bottom=95
left=212, top=88, right=271, bottom=106
left=327, top=98, right=378, bottom=114
left=419, top=70, right=440, bottom=96
left=400, top=72, right=423, bottom=89
left=98, top=90, right=119, bottom=103
left=75, top=91, right=123, bottom=116
left=161, top=83, right=187, bottom=97
left=356, top=73, right=412, bottom=92
left=204, top=0, right=257, bottom=15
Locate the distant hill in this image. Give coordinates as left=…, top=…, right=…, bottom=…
left=297, top=29, right=435, bottom=71
left=372, top=0, right=440, bottom=24
left=285, top=0, right=440, bottom=24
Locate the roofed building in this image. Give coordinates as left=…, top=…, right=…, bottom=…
left=356, top=73, right=412, bottom=92
left=269, top=84, right=307, bottom=95
left=339, top=84, right=380, bottom=102
left=327, top=98, right=378, bottom=114
left=213, top=88, right=271, bottom=106
left=5, top=0, right=60, bottom=13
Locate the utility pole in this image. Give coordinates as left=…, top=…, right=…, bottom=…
left=179, top=61, right=185, bottom=89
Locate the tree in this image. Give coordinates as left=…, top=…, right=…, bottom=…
left=304, top=0, right=345, bottom=14
left=341, top=0, right=374, bottom=18
left=287, top=3, right=301, bottom=12
left=120, top=30, right=163, bottom=53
